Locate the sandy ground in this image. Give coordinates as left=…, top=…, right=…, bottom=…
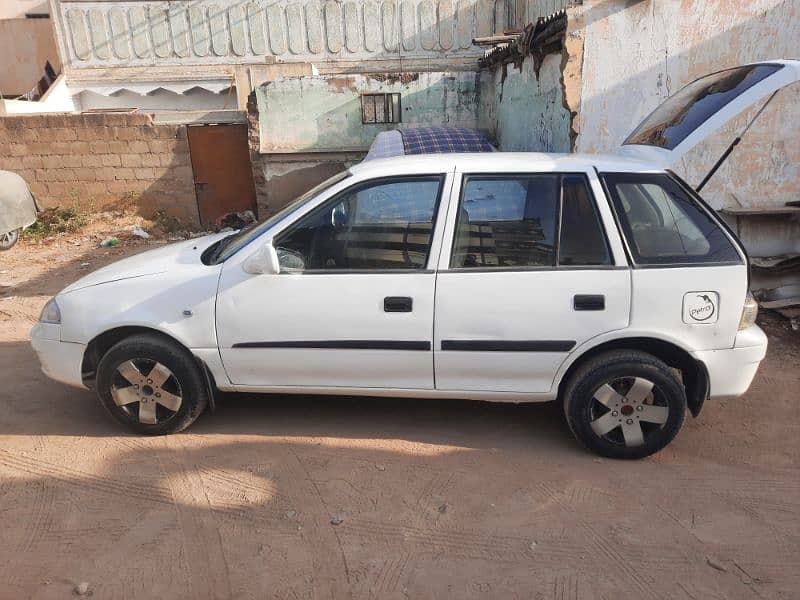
left=1, top=227, right=799, bottom=600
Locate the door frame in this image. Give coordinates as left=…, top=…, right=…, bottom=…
left=430, top=165, right=632, bottom=394
left=435, top=167, right=629, bottom=271
left=214, top=170, right=458, bottom=390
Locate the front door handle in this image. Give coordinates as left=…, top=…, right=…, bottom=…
left=384, top=296, right=413, bottom=312
left=574, top=294, right=605, bottom=311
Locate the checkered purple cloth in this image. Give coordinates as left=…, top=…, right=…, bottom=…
left=364, top=127, right=495, bottom=161
left=401, top=127, right=495, bottom=155
left=364, top=130, right=405, bottom=161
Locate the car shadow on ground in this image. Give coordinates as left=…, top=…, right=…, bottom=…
left=1, top=340, right=579, bottom=455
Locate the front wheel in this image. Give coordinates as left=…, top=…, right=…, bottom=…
left=563, top=350, right=687, bottom=459
left=0, top=228, right=20, bottom=251
left=96, top=334, right=209, bottom=435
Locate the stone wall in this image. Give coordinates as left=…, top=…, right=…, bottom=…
left=0, top=112, right=199, bottom=225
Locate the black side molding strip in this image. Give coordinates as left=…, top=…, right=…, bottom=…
left=441, top=340, right=576, bottom=352
left=232, top=340, right=431, bottom=351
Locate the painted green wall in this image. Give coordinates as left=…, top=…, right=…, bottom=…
left=481, top=53, right=571, bottom=153
left=256, top=71, right=485, bottom=153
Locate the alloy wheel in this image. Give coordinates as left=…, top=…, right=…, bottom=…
left=0, top=229, right=19, bottom=250
left=110, top=359, right=183, bottom=425
left=588, top=377, right=669, bottom=447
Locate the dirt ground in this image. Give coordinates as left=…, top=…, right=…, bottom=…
left=1, top=225, right=799, bottom=600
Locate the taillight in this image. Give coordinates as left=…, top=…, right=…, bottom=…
left=738, top=292, right=758, bottom=331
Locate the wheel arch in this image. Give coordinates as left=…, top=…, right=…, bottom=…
left=81, top=325, right=219, bottom=410
left=556, top=336, right=709, bottom=417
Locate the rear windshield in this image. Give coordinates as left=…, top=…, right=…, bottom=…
left=623, top=63, right=783, bottom=150
left=602, top=173, right=741, bottom=266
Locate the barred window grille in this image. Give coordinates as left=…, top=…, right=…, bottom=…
left=361, top=93, right=402, bottom=124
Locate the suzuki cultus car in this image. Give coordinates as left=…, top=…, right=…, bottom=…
left=32, top=61, right=798, bottom=458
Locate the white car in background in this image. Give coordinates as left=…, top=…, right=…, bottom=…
left=31, top=60, right=798, bottom=458
left=0, top=170, right=38, bottom=251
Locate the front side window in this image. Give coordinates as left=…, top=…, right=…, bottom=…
left=203, top=170, right=352, bottom=265
left=275, top=176, right=444, bottom=271
left=602, top=173, right=741, bottom=265
left=451, top=174, right=611, bottom=269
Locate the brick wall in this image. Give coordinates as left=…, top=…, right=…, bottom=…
left=0, top=112, right=199, bottom=225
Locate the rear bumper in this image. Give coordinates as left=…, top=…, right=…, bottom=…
left=692, top=325, right=768, bottom=401
left=30, top=323, right=87, bottom=389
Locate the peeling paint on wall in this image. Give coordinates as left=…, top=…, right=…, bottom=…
left=256, top=71, right=484, bottom=152
left=481, top=52, right=571, bottom=153
left=573, top=0, right=800, bottom=210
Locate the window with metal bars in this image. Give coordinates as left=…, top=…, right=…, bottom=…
left=361, top=93, right=402, bottom=124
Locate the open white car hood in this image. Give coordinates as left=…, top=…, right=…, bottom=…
left=619, top=59, right=800, bottom=167
left=61, top=233, right=228, bottom=293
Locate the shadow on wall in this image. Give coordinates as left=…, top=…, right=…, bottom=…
left=134, top=136, right=200, bottom=229
left=573, top=0, right=800, bottom=208
left=253, top=72, right=485, bottom=217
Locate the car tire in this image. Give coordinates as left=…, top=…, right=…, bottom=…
left=0, top=228, right=21, bottom=251
left=563, top=350, right=686, bottom=459
left=96, top=333, right=209, bottom=435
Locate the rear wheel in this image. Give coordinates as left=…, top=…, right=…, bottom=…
left=0, top=228, right=20, bottom=251
left=563, top=350, right=686, bottom=459
left=96, top=334, right=208, bottom=435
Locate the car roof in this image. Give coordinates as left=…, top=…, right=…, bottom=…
left=349, top=152, right=662, bottom=176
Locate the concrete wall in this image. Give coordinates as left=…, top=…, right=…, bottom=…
left=572, top=0, right=800, bottom=211
left=52, top=0, right=510, bottom=70
left=0, top=113, right=199, bottom=225
left=480, top=52, right=571, bottom=152
left=75, top=88, right=233, bottom=113
left=256, top=71, right=484, bottom=152
left=0, top=18, right=59, bottom=96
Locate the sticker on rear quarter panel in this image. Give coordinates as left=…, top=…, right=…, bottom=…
left=683, top=291, right=719, bottom=324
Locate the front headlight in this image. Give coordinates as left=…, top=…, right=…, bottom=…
left=39, top=297, right=61, bottom=324
left=738, top=291, right=758, bottom=331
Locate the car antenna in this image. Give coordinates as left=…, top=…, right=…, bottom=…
left=696, top=90, right=779, bottom=193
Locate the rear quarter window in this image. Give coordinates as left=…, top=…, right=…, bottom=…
left=601, top=172, right=742, bottom=266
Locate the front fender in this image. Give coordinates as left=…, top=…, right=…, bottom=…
left=57, top=267, right=222, bottom=351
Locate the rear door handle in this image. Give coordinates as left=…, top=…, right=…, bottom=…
left=574, top=294, right=605, bottom=311
left=384, top=296, right=413, bottom=312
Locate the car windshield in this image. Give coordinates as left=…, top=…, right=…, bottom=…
left=205, top=170, right=352, bottom=265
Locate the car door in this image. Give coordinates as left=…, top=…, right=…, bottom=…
left=433, top=170, right=631, bottom=394
left=215, top=173, right=452, bottom=389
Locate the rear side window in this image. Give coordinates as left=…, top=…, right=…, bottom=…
left=451, top=174, right=611, bottom=269
left=559, top=175, right=611, bottom=266
left=452, top=175, right=559, bottom=268
left=602, top=173, right=741, bottom=265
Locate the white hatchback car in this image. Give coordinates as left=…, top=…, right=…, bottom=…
left=32, top=61, right=797, bottom=458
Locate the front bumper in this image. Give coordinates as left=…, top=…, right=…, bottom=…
left=30, top=323, right=87, bottom=389
left=692, top=325, right=768, bottom=401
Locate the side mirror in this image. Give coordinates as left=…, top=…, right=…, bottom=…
left=243, top=241, right=280, bottom=275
